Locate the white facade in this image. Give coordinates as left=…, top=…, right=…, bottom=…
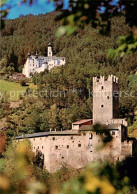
left=22, top=43, right=65, bottom=78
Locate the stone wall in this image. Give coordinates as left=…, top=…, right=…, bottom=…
left=93, top=75, right=119, bottom=125
left=24, top=127, right=123, bottom=173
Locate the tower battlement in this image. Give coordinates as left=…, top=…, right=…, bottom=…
left=93, top=75, right=119, bottom=125
left=93, top=75, right=118, bottom=84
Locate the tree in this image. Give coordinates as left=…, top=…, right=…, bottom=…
left=48, top=104, right=62, bottom=130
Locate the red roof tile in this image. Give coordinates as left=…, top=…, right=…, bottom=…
left=72, top=119, right=92, bottom=125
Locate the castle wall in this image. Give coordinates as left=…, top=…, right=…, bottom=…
left=18, top=128, right=123, bottom=173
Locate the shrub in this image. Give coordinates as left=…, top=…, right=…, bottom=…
left=20, top=79, right=26, bottom=86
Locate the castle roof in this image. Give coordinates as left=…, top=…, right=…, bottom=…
left=72, top=119, right=92, bottom=125
left=15, top=130, right=80, bottom=139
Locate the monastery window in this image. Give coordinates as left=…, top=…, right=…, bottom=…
left=101, top=104, right=104, bottom=108
left=62, top=157, right=64, bottom=159
left=67, top=145, right=69, bottom=149
left=101, top=86, right=104, bottom=90
left=55, top=146, right=58, bottom=149
left=38, top=146, right=39, bottom=149
left=42, top=146, right=43, bottom=149
left=112, top=131, right=115, bottom=135
left=71, top=136, right=73, bottom=140
left=89, top=133, right=93, bottom=139
left=78, top=144, right=81, bottom=147
left=90, top=151, right=92, bottom=152
left=52, top=137, right=55, bottom=140
left=107, top=96, right=109, bottom=99
left=83, top=133, right=86, bottom=136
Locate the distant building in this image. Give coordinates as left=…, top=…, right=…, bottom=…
left=15, top=75, right=133, bottom=173
left=9, top=73, right=26, bottom=81
left=22, top=43, right=65, bottom=78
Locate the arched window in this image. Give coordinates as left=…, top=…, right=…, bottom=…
left=89, top=133, right=93, bottom=139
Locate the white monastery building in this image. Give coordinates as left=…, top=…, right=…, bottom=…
left=22, top=43, right=65, bottom=78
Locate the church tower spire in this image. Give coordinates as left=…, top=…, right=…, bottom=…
left=48, top=43, right=53, bottom=57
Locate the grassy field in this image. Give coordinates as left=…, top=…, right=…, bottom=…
left=0, top=79, right=37, bottom=101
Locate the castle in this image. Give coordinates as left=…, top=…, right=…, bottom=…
left=22, top=43, right=65, bottom=78
left=15, top=75, right=133, bottom=172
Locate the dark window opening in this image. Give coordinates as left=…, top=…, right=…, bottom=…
left=67, top=145, right=69, bottom=149
left=90, top=151, right=92, bottom=152
left=107, top=96, right=109, bottom=99
left=34, top=147, right=35, bottom=149
left=101, top=105, right=104, bottom=108
left=78, top=144, right=81, bottom=147
left=42, top=146, right=43, bottom=149
left=101, top=86, right=104, bottom=90
left=38, top=146, right=39, bottom=149
left=62, top=157, right=64, bottom=159
left=83, top=133, right=86, bottom=136
left=71, top=136, right=73, bottom=140
left=112, top=131, right=115, bottom=135
left=52, top=137, right=55, bottom=140
left=55, top=146, right=58, bottom=149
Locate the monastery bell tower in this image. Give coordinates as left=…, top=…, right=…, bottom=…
left=48, top=43, right=53, bottom=57
left=93, top=75, right=119, bottom=125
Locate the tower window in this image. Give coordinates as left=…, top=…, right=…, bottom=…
left=112, top=131, right=115, bottom=135
left=52, top=137, right=55, bottom=140
left=101, top=105, right=104, bottom=108
left=89, top=133, right=93, bottom=139
left=67, top=145, right=69, bottom=149
left=55, top=146, right=58, bottom=149
left=101, top=86, right=104, bottom=90
left=78, top=144, right=81, bottom=147
left=107, top=96, right=109, bottom=99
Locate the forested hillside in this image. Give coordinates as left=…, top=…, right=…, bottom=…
left=0, top=12, right=137, bottom=137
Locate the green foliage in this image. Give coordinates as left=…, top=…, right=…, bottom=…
left=108, top=33, right=137, bottom=58
left=60, top=161, right=131, bottom=194
left=0, top=140, right=47, bottom=193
